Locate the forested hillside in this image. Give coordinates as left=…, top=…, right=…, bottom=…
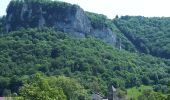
left=0, top=0, right=170, bottom=100
left=0, top=28, right=170, bottom=99
left=86, top=12, right=137, bottom=52
left=114, top=16, right=170, bottom=59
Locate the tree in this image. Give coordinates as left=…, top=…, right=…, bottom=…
left=49, top=76, right=89, bottom=100
left=138, top=89, right=166, bottom=100
left=19, top=73, right=66, bottom=100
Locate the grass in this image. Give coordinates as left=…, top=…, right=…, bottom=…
left=126, top=85, right=152, bottom=100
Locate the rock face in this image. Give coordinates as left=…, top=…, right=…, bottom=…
left=53, top=5, right=91, bottom=38
left=5, top=0, right=116, bottom=46
left=91, top=28, right=116, bottom=47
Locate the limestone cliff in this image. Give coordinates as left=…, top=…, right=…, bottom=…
left=5, top=0, right=116, bottom=46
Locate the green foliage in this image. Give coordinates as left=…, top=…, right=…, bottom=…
left=114, top=16, right=170, bottom=58
left=127, top=85, right=170, bottom=100
left=0, top=16, right=5, bottom=33
left=19, top=73, right=66, bottom=100
left=111, top=22, right=137, bottom=52
left=86, top=12, right=136, bottom=52
left=153, top=84, right=168, bottom=93
left=3, top=0, right=170, bottom=99
left=138, top=89, right=167, bottom=100
left=86, top=12, right=109, bottom=29
left=0, top=77, right=10, bottom=95
left=127, top=85, right=152, bottom=100
left=19, top=73, right=88, bottom=100
left=0, top=28, right=170, bottom=98
left=116, top=88, right=127, bottom=98
left=49, top=76, right=89, bottom=100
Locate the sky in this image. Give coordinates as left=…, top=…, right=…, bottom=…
left=0, top=0, right=170, bottom=19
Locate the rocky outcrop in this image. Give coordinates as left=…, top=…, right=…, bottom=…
left=53, top=5, right=91, bottom=38
left=91, top=28, right=116, bottom=47
left=5, top=0, right=116, bottom=47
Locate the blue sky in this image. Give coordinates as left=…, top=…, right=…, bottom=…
left=1, top=0, right=170, bottom=19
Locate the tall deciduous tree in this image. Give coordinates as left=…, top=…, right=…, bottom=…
left=49, top=76, right=89, bottom=100
left=19, top=73, right=66, bottom=100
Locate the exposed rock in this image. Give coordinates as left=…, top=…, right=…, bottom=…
left=5, top=0, right=117, bottom=47
left=5, top=14, right=12, bottom=33
left=54, top=5, right=91, bottom=38
left=20, top=3, right=28, bottom=21
left=5, top=23, right=10, bottom=33
left=91, top=28, right=117, bottom=47
left=38, top=7, right=46, bottom=28
left=39, top=15, right=46, bottom=28
left=28, top=9, right=32, bottom=19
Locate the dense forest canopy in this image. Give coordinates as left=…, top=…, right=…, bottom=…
left=1, top=0, right=170, bottom=100
left=114, top=16, right=170, bottom=59
left=0, top=28, right=170, bottom=99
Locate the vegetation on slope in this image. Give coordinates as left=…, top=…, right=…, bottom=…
left=86, top=12, right=137, bottom=52
left=0, top=17, right=5, bottom=32
left=127, top=85, right=153, bottom=100
left=19, top=73, right=88, bottom=100
left=0, top=28, right=170, bottom=99
left=1, top=1, right=170, bottom=100
left=114, top=16, right=170, bottom=59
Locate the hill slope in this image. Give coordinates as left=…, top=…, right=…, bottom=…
left=0, top=28, right=170, bottom=97
left=1, top=0, right=170, bottom=99
left=114, top=16, right=170, bottom=59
